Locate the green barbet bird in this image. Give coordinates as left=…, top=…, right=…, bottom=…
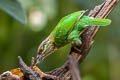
left=35, top=10, right=111, bottom=65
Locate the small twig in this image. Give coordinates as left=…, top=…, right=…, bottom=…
left=18, top=56, right=58, bottom=80
left=31, top=57, right=35, bottom=68
left=18, top=56, right=42, bottom=80
left=68, top=55, right=81, bottom=80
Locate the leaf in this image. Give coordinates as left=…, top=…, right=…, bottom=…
left=0, top=0, right=27, bottom=24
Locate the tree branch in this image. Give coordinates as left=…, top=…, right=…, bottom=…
left=68, top=55, right=82, bottom=80
left=18, top=56, right=42, bottom=80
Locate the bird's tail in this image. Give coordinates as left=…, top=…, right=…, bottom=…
left=77, top=16, right=111, bottom=27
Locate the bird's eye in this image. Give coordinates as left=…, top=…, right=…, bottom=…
left=39, top=47, right=43, bottom=53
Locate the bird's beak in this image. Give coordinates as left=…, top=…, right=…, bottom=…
left=35, top=55, right=43, bottom=65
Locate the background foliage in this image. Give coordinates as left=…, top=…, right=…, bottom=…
left=0, top=0, right=120, bottom=80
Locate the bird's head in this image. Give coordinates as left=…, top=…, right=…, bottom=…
left=35, top=37, right=55, bottom=65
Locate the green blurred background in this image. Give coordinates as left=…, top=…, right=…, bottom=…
left=0, top=0, right=120, bottom=80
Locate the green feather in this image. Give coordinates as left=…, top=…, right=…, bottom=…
left=50, top=11, right=111, bottom=47
left=76, top=16, right=111, bottom=28
left=50, top=11, right=85, bottom=47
